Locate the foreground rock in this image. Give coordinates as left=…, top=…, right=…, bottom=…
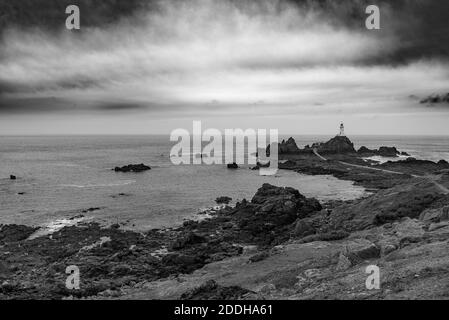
left=293, top=177, right=448, bottom=237
left=0, top=184, right=322, bottom=299
left=0, top=224, right=38, bottom=244
left=113, top=164, right=151, bottom=172
left=180, top=280, right=252, bottom=300
left=121, top=140, right=447, bottom=300
left=1, top=160, right=448, bottom=300
left=119, top=215, right=449, bottom=300
left=2, top=176, right=448, bottom=300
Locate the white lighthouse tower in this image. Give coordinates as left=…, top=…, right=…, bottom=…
left=339, top=123, right=345, bottom=136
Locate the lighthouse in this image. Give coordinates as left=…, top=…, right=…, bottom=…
left=339, top=123, right=345, bottom=136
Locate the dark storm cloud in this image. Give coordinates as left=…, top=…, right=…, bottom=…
left=0, top=80, right=16, bottom=94
left=96, top=102, right=148, bottom=111
left=0, top=96, right=151, bottom=113
left=0, top=0, right=154, bottom=31
left=0, top=77, right=103, bottom=96
left=0, top=96, right=69, bottom=113
left=0, top=0, right=448, bottom=117
left=285, top=0, right=449, bottom=64
left=1, top=0, right=447, bottom=63
left=375, top=0, right=449, bottom=63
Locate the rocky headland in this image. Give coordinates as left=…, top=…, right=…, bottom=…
left=1, top=135, right=449, bottom=300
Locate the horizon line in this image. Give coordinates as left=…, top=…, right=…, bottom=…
left=1, top=133, right=449, bottom=137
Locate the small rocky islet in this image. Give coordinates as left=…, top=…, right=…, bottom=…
left=1, top=135, right=449, bottom=299
left=113, top=163, right=151, bottom=173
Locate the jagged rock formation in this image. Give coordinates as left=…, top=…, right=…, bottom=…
left=250, top=183, right=322, bottom=221
left=209, top=183, right=322, bottom=245
left=278, top=137, right=301, bottom=154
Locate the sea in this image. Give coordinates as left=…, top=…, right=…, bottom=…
left=1, top=135, right=448, bottom=231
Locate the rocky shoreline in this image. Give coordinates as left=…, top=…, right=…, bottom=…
left=1, top=136, right=449, bottom=300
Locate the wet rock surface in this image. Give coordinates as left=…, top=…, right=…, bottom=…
left=180, top=280, right=252, bottom=300
left=0, top=183, right=324, bottom=299
left=0, top=224, right=38, bottom=244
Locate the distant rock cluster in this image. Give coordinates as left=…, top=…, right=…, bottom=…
left=276, top=135, right=358, bottom=155
left=275, top=135, right=408, bottom=157
left=357, top=146, right=409, bottom=157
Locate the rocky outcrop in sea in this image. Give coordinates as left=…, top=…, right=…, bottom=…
left=113, top=164, right=151, bottom=172
left=226, top=163, right=239, bottom=169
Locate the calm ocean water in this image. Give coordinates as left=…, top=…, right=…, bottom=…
left=0, top=135, right=447, bottom=231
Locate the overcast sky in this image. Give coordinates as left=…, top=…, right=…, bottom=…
left=0, top=0, right=448, bottom=135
